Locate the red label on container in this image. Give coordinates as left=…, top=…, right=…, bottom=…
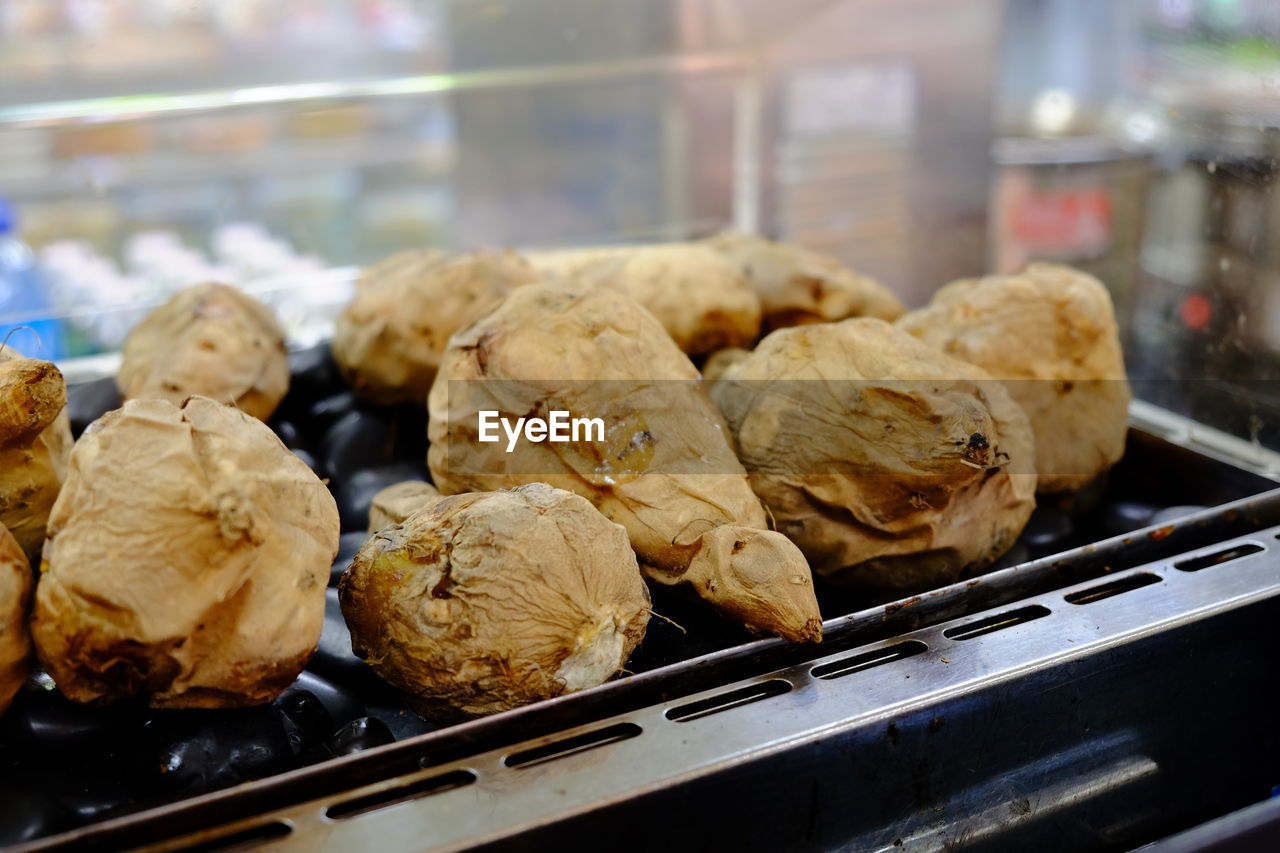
left=1010, top=188, right=1113, bottom=255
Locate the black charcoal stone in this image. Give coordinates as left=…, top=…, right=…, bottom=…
left=1021, top=508, right=1074, bottom=554
left=334, top=463, right=428, bottom=532
left=1101, top=501, right=1158, bottom=537
left=327, top=717, right=394, bottom=756
left=331, top=531, right=368, bottom=585
left=275, top=689, right=334, bottom=756
left=0, top=788, right=64, bottom=845
left=322, top=409, right=396, bottom=482
left=145, top=706, right=292, bottom=793
left=65, top=377, right=122, bottom=438
left=290, top=671, right=366, bottom=727
left=1150, top=505, right=1209, bottom=526
left=0, top=684, right=144, bottom=757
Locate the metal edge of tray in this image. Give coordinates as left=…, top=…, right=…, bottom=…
left=131, top=515, right=1280, bottom=852
left=16, top=455, right=1280, bottom=853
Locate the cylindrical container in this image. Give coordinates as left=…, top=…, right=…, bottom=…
left=989, top=134, right=1151, bottom=327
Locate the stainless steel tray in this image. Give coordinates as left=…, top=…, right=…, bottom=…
left=15, top=411, right=1280, bottom=853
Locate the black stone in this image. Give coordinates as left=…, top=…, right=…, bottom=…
left=293, top=448, right=325, bottom=480
left=1021, top=508, right=1075, bottom=555
left=289, top=671, right=366, bottom=727
left=989, top=543, right=1031, bottom=570
left=327, top=717, right=395, bottom=756
left=331, top=531, right=368, bottom=585
left=144, top=706, right=293, bottom=794
left=287, top=342, right=342, bottom=402
left=1150, top=505, right=1209, bottom=526
left=1100, top=501, right=1158, bottom=537
left=65, top=377, right=121, bottom=438
left=0, top=787, right=65, bottom=845
left=310, top=589, right=383, bottom=691
left=306, top=391, right=361, bottom=435
left=334, top=463, right=429, bottom=532
left=365, top=704, right=436, bottom=741
left=275, top=689, right=334, bottom=756
left=322, top=409, right=396, bottom=482
left=272, top=419, right=303, bottom=449
left=38, top=769, right=135, bottom=826
left=388, top=403, right=430, bottom=462
left=0, top=682, right=146, bottom=758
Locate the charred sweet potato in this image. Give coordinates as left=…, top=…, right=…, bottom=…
left=897, top=263, right=1129, bottom=492
left=341, top=483, right=650, bottom=718
left=704, top=232, right=904, bottom=331
left=712, top=318, right=1037, bottom=593
left=529, top=243, right=761, bottom=356
left=116, top=282, right=289, bottom=421
left=0, top=348, right=72, bottom=560
left=427, top=281, right=821, bottom=642
left=31, top=396, right=339, bottom=708
left=0, top=523, right=31, bottom=715
left=332, top=249, right=539, bottom=404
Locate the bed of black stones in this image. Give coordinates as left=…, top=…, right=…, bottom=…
left=0, top=344, right=1194, bottom=845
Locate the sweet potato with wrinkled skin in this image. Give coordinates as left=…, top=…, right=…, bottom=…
left=341, top=483, right=650, bottom=718
left=0, top=348, right=72, bottom=560
left=333, top=249, right=539, bottom=405
left=0, top=524, right=31, bottom=715
left=32, top=396, right=339, bottom=708
left=704, top=232, right=904, bottom=331
left=117, top=282, right=289, bottom=421
left=896, top=263, right=1129, bottom=492
left=712, top=318, right=1037, bottom=593
left=427, top=281, right=822, bottom=642
left=529, top=244, right=761, bottom=356
left=367, top=480, right=441, bottom=533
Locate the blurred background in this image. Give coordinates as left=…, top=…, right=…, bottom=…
left=1, top=0, right=1279, bottom=438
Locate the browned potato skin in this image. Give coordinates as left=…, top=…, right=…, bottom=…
left=367, top=480, right=440, bottom=534
left=712, top=318, right=1037, bottom=593
left=896, top=263, right=1130, bottom=493
left=0, top=524, right=32, bottom=715
left=0, top=349, right=72, bottom=561
left=340, top=484, right=650, bottom=718
left=704, top=233, right=905, bottom=332
left=528, top=244, right=762, bottom=356
left=700, top=347, right=752, bottom=383
left=117, top=282, right=289, bottom=421
left=32, top=396, right=339, bottom=708
left=427, top=281, right=822, bottom=642
left=332, top=249, right=539, bottom=405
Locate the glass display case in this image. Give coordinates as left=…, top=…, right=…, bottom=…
left=3, top=2, right=1280, bottom=852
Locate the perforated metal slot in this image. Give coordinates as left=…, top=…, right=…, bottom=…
left=665, top=679, right=792, bottom=723
left=503, top=723, right=642, bottom=769
left=1065, top=572, right=1162, bottom=605
left=171, top=821, right=291, bottom=853
left=325, top=769, right=477, bottom=820
left=811, top=640, right=929, bottom=680
left=942, top=605, right=1051, bottom=641
left=1176, top=542, right=1264, bottom=572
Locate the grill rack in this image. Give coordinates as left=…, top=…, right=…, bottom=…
left=16, top=412, right=1280, bottom=853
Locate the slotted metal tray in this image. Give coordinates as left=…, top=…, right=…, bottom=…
left=15, top=407, right=1280, bottom=853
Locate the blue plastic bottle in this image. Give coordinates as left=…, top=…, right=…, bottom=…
left=0, top=197, right=64, bottom=360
